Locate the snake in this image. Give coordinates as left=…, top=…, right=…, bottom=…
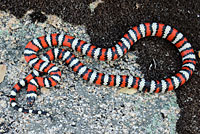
left=10, top=22, right=196, bottom=116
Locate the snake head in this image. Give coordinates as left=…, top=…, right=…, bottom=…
left=26, top=92, right=37, bottom=107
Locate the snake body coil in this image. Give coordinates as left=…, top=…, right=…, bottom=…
left=10, top=23, right=196, bottom=116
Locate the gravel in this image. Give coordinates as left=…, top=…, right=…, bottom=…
left=0, top=10, right=180, bottom=133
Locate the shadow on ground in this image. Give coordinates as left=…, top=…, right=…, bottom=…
left=0, top=0, right=199, bottom=133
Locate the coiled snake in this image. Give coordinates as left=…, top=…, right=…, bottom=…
left=10, top=22, right=196, bottom=116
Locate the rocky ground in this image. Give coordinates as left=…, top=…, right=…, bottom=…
left=0, top=0, right=199, bottom=134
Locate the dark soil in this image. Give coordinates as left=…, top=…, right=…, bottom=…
left=0, top=0, right=199, bottom=133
